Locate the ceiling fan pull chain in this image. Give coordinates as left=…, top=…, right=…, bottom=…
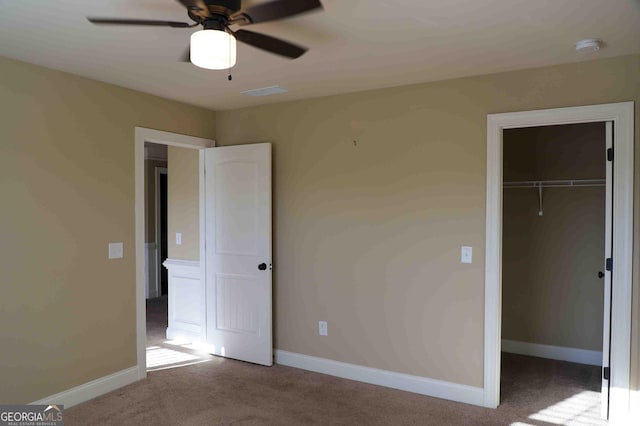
left=228, top=32, right=233, bottom=81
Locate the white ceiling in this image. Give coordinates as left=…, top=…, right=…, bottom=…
left=1, top=0, right=639, bottom=111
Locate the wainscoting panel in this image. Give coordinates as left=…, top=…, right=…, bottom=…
left=163, top=259, right=204, bottom=342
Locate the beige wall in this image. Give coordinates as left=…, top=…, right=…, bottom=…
left=215, top=54, right=640, bottom=389
left=0, top=56, right=215, bottom=403
left=167, top=146, right=200, bottom=261
left=145, top=158, right=167, bottom=243
left=502, top=123, right=605, bottom=351
left=1, top=50, right=638, bottom=406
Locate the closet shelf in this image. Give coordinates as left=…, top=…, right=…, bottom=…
left=503, top=179, right=605, bottom=189
left=503, top=179, right=605, bottom=216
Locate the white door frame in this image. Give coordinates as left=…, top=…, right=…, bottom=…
left=135, top=127, right=214, bottom=379
left=483, top=102, right=634, bottom=421
left=155, top=166, right=168, bottom=298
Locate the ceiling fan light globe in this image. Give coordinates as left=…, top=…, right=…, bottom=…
left=190, top=29, right=237, bottom=70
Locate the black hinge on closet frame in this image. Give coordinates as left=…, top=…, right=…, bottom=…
left=606, top=258, right=613, bottom=272
left=603, top=366, right=610, bottom=380
left=607, top=148, right=614, bottom=162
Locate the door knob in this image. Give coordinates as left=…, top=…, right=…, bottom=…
left=598, top=271, right=604, bottom=279
left=258, top=263, right=267, bottom=271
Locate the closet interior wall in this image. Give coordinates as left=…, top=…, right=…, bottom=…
left=502, top=122, right=606, bottom=354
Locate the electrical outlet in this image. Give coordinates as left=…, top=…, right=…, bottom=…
left=318, top=321, right=328, bottom=336
left=176, top=233, right=182, bottom=245
left=461, top=246, right=472, bottom=264
left=108, top=242, right=123, bottom=259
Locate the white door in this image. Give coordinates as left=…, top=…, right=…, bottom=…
left=204, top=143, right=272, bottom=366
left=601, top=121, right=613, bottom=419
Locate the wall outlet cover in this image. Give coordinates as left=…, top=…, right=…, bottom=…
left=318, top=321, right=328, bottom=336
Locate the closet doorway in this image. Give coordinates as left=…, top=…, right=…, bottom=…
left=483, top=102, right=634, bottom=422
left=501, top=122, right=609, bottom=424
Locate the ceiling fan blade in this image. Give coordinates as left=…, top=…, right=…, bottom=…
left=88, top=18, right=192, bottom=28
left=175, top=0, right=211, bottom=18
left=234, top=29, right=307, bottom=59
left=239, top=0, right=322, bottom=25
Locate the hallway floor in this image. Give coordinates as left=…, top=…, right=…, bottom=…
left=145, top=296, right=215, bottom=372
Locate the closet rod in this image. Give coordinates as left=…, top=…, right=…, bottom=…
left=503, top=179, right=605, bottom=189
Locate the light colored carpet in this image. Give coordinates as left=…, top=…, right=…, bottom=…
left=66, top=297, right=605, bottom=425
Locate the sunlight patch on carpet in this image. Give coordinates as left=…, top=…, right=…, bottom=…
left=528, top=390, right=604, bottom=425
left=147, top=346, right=201, bottom=369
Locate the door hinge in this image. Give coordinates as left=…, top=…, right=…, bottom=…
left=603, top=366, right=610, bottom=380
left=607, top=148, right=614, bottom=162
left=606, top=258, right=613, bottom=272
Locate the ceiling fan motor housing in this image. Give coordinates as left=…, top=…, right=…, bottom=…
left=203, top=17, right=228, bottom=31
left=191, top=1, right=244, bottom=30
left=202, top=0, right=242, bottom=16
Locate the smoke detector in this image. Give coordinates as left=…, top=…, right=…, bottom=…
left=575, top=39, right=602, bottom=53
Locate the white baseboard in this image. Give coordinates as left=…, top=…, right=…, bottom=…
left=502, top=339, right=602, bottom=366
left=275, top=350, right=484, bottom=407
left=30, top=366, right=140, bottom=409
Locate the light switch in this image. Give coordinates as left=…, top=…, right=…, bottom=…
left=176, top=233, right=182, bottom=245
left=108, top=242, right=123, bottom=259
left=461, top=246, right=472, bottom=264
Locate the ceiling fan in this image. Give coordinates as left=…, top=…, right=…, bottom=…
left=88, top=0, right=323, bottom=70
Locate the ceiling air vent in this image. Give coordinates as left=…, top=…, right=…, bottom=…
left=242, top=85, right=289, bottom=97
